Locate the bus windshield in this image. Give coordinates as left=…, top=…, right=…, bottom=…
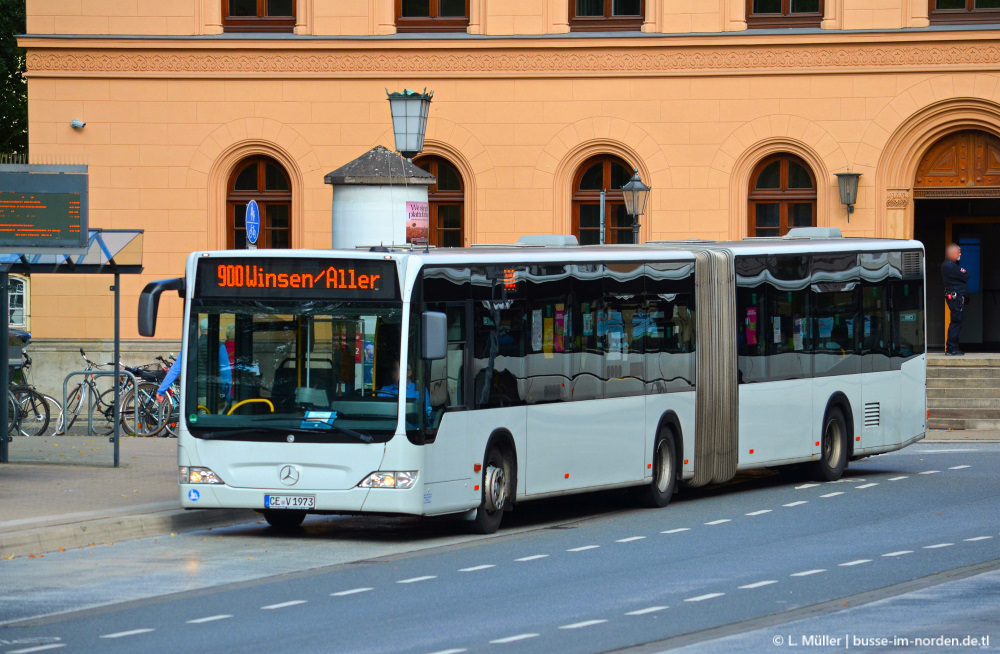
left=185, top=300, right=404, bottom=442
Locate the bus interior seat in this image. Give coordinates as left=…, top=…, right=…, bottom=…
left=271, top=357, right=338, bottom=411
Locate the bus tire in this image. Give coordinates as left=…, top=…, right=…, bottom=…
left=263, top=510, right=306, bottom=531
left=470, top=443, right=511, bottom=535
left=639, top=431, right=677, bottom=508
left=810, top=407, right=848, bottom=482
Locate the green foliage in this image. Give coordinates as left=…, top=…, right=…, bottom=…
left=0, top=0, right=27, bottom=155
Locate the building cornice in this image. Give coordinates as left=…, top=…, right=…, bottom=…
left=21, top=30, right=1000, bottom=79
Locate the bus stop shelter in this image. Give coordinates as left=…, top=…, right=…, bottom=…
left=0, top=229, right=144, bottom=467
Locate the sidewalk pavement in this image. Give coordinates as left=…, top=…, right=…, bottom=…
left=0, top=438, right=256, bottom=559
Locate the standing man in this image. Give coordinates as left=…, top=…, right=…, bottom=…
left=941, top=243, right=971, bottom=356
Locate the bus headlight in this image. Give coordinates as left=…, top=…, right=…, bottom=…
left=358, top=471, right=418, bottom=489
left=180, top=466, right=225, bottom=485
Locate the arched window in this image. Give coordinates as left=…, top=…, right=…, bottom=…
left=572, top=155, right=634, bottom=245
left=415, top=155, right=464, bottom=247
left=748, top=154, right=816, bottom=237
left=226, top=156, right=292, bottom=249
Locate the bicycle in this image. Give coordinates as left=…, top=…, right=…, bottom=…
left=8, top=350, right=56, bottom=437
left=57, top=349, right=118, bottom=436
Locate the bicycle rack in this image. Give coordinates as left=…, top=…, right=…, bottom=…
left=59, top=369, right=139, bottom=438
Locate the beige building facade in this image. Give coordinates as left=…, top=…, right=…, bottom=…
left=17, top=0, right=1000, bottom=365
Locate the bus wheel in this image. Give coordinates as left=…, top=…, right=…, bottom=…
left=470, top=444, right=510, bottom=535
left=639, top=432, right=676, bottom=508
left=810, top=407, right=848, bottom=482
left=263, top=510, right=306, bottom=531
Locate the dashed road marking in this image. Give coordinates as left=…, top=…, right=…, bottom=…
left=397, top=576, right=437, bottom=584
left=791, top=569, right=826, bottom=577
left=882, top=551, right=913, bottom=557
left=559, top=619, right=608, bottom=629
left=661, top=528, right=691, bottom=534
left=515, top=555, right=549, bottom=562
left=567, top=545, right=600, bottom=552
left=261, top=600, right=307, bottom=609
left=490, top=633, right=539, bottom=644
left=100, top=629, right=155, bottom=639
left=427, top=649, right=467, bottom=654
left=888, top=476, right=908, bottom=481
left=964, top=536, right=992, bottom=542
left=783, top=501, right=808, bottom=507
left=616, top=536, right=646, bottom=543
left=839, top=559, right=872, bottom=567
left=745, top=510, right=772, bottom=516
left=918, top=470, right=940, bottom=475
left=626, top=606, right=668, bottom=615
left=685, top=593, right=725, bottom=602
left=332, top=587, right=373, bottom=596
left=7, top=646, right=66, bottom=654
left=187, top=614, right=233, bottom=623
left=855, top=483, right=879, bottom=489
left=705, top=519, right=731, bottom=525
left=949, top=465, right=971, bottom=470
left=739, top=580, right=778, bottom=589
left=924, top=543, right=953, bottom=549
left=459, top=565, right=496, bottom=572
left=795, top=483, right=820, bottom=489
left=820, top=492, right=844, bottom=498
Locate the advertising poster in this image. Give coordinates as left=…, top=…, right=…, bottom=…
left=772, top=316, right=782, bottom=344
left=746, top=307, right=758, bottom=345
left=554, top=304, right=565, bottom=352
left=582, top=302, right=593, bottom=336
left=793, top=316, right=804, bottom=351
left=532, top=309, right=543, bottom=351
left=405, top=201, right=429, bottom=244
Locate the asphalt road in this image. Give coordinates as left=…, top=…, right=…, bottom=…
left=2, top=442, right=998, bottom=654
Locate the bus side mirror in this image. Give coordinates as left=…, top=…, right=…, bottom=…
left=138, top=278, right=185, bottom=337
left=421, top=311, right=448, bottom=360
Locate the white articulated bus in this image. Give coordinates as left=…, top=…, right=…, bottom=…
left=138, top=230, right=926, bottom=533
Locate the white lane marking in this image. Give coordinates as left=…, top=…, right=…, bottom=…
left=661, top=528, right=691, bottom=534
left=261, top=600, right=307, bottom=609
left=949, top=465, right=971, bottom=470
left=882, top=551, right=913, bottom=557
left=820, top=492, right=844, bottom=498
left=100, top=629, right=155, bottom=639
left=515, top=555, right=549, bottom=562
left=795, top=483, right=820, bottom=489
left=888, top=476, right=908, bottom=481
left=685, top=592, right=725, bottom=602
left=791, top=569, right=826, bottom=577
left=783, top=501, right=808, bottom=507
left=332, top=587, right=373, bottom=596
left=489, top=633, right=539, bottom=644
left=559, top=619, right=608, bottom=629
left=616, top=536, right=646, bottom=543
left=626, top=606, right=668, bottom=615
left=739, top=580, right=778, bottom=589
left=397, top=575, right=437, bottom=584
left=924, top=543, right=954, bottom=549
left=705, top=519, right=731, bottom=525
left=567, top=545, right=599, bottom=552
left=918, top=448, right=982, bottom=453
left=427, top=649, right=467, bottom=654
left=839, top=559, right=872, bottom=567
left=7, top=646, right=66, bottom=654
left=745, top=510, right=772, bottom=516
left=855, top=483, right=879, bottom=489
left=459, top=565, right=496, bottom=572
left=187, top=614, right=233, bottom=624
left=918, top=470, right=940, bottom=475
left=964, top=536, right=993, bottom=542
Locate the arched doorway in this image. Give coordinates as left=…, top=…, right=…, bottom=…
left=414, top=155, right=465, bottom=247
left=226, top=155, right=292, bottom=249
left=913, top=129, right=1000, bottom=349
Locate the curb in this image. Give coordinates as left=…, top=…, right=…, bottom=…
left=1, top=508, right=259, bottom=559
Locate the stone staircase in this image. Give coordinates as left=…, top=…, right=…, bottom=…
left=927, top=354, right=1000, bottom=430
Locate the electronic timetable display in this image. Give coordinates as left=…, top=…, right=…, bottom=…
left=0, top=167, right=89, bottom=253
left=196, top=258, right=398, bottom=301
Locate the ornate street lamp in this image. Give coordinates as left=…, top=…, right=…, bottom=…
left=386, top=88, right=434, bottom=159
left=621, top=169, right=651, bottom=243
left=835, top=171, right=862, bottom=221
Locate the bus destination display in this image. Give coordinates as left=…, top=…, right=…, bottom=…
left=0, top=191, right=82, bottom=247
left=197, top=258, right=397, bottom=300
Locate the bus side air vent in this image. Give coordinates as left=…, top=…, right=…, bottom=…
left=864, top=402, right=881, bottom=428
left=901, top=251, right=922, bottom=279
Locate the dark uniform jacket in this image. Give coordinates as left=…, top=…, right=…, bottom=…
left=941, top=259, right=970, bottom=296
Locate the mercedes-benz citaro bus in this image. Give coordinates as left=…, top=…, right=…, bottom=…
left=138, top=228, right=926, bottom=534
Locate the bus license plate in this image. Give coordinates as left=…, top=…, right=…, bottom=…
left=265, top=494, right=315, bottom=510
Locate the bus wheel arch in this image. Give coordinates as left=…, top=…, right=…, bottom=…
left=810, top=398, right=850, bottom=482
left=825, top=392, right=855, bottom=460
left=469, top=429, right=516, bottom=534
left=639, top=413, right=681, bottom=508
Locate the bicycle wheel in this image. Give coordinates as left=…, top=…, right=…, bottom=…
left=92, top=389, right=118, bottom=436
left=121, top=382, right=163, bottom=436
left=11, top=386, right=50, bottom=437
left=7, top=392, right=19, bottom=436
left=39, top=394, right=62, bottom=436
left=58, top=385, right=86, bottom=435
left=158, top=395, right=178, bottom=438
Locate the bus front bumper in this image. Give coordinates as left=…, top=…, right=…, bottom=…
left=179, top=483, right=431, bottom=516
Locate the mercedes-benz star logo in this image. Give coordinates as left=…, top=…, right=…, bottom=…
left=279, top=465, right=300, bottom=486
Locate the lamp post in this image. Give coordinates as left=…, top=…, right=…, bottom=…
left=621, top=169, right=651, bottom=244
left=835, top=171, right=861, bottom=221
left=386, top=88, right=434, bottom=159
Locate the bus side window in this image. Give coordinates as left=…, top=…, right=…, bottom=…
left=426, top=305, right=465, bottom=424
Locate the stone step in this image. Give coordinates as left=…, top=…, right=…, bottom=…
left=927, top=367, right=1000, bottom=379
left=926, top=378, right=1000, bottom=389
left=928, top=408, right=1000, bottom=420
left=928, top=397, right=1000, bottom=409
left=927, top=387, right=1000, bottom=399
left=928, top=417, right=1000, bottom=430
left=927, top=356, right=1000, bottom=368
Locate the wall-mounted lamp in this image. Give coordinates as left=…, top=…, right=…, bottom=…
left=835, top=171, right=861, bottom=221
left=70, top=119, right=86, bottom=129
left=386, top=88, right=433, bottom=160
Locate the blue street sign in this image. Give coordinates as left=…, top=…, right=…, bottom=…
left=245, top=200, right=260, bottom=246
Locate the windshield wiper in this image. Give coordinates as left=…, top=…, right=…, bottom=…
left=251, top=417, right=375, bottom=444
left=196, top=425, right=373, bottom=444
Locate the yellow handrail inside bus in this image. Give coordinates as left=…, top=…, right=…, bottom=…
left=227, top=398, right=275, bottom=415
